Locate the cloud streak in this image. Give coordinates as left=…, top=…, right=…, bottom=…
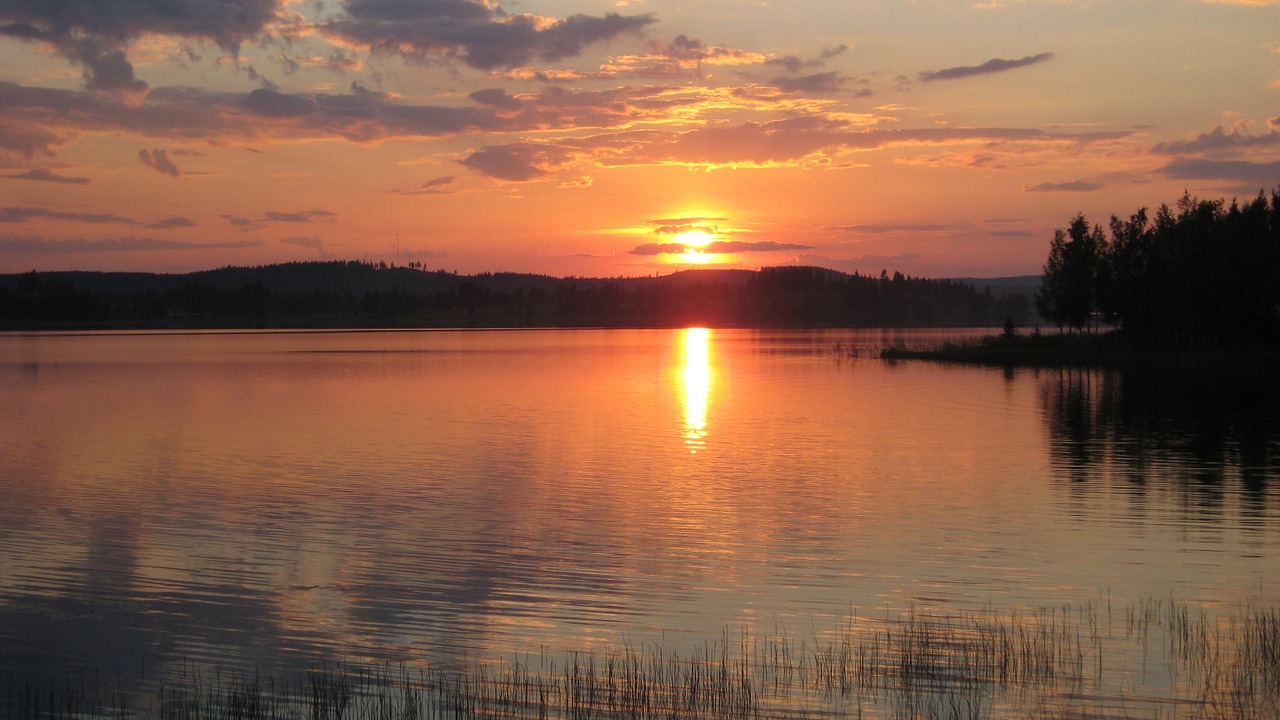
left=0, top=235, right=264, bottom=256
left=919, top=53, right=1054, bottom=82
left=392, top=175, right=458, bottom=195
left=222, top=209, right=336, bottom=230
left=0, top=206, right=140, bottom=225
left=832, top=223, right=952, bottom=233
left=0, top=81, right=719, bottom=157
left=596, top=117, right=1128, bottom=169
left=1158, top=158, right=1280, bottom=186
left=1150, top=120, right=1280, bottom=154
left=1023, top=180, right=1103, bottom=192
left=0, top=205, right=194, bottom=229
left=648, top=217, right=727, bottom=236
left=629, top=240, right=812, bottom=255
left=2, top=168, right=90, bottom=184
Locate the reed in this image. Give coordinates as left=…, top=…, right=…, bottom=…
left=5, top=598, right=1277, bottom=720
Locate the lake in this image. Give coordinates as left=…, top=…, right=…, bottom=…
left=1, top=328, right=1277, bottom=718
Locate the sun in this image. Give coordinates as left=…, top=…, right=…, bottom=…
left=675, top=228, right=714, bottom=248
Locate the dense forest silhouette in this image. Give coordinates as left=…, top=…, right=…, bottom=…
left=0, top=263, right=1032, bottom=329
left=1036, top=189, right=1280, bottom=349
left=7, top=189, right=1278, bottom=338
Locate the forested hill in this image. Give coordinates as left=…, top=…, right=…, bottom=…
left=0, top=261, right=1032, bottom=329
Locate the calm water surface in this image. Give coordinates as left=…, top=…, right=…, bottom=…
left=1, top=328, right=1277, bottom=698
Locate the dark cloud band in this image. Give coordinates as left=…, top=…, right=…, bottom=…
left=1, top=0, right=279, bottom=97
left=322, top=2, right=654, bottom=71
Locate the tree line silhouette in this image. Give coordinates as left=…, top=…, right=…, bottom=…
left=0, top=261, right=1031, bottom=329
left=1036, top=189, right=1280, bottom=348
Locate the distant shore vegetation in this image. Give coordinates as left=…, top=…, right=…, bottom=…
left=885, top=188, right=1280, bottom=365
left=0, top=264, right=1031, bottom=330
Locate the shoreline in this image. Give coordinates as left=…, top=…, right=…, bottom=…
left=879, top=331, right=1280, bottom=369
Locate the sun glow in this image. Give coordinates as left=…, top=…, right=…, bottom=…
left=675, top=248, right=716, bottom=265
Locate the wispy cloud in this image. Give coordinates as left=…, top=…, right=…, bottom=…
left=0, top=205, right=196, bottom=228
left=600, top=118, right=1127, bottom=169
left=0, top=206, right=139, bottom=225
left=648, top=217, right=728, bottom=235
left=1158, top=157, right=1280, bottom=185
left=1150, top=120, right=1280, bottom=154
left=769, top=72, right=852, bottom=95
left=2, top=168, right=89, bottom=184
left=391, top=175, right=458, bottom=196
left=500, top=35, right=767, bottom=82
left=767, top=45, right=849, bottom=73
left=919, top=53, right=1054, bottom=82
left=12, top=76, right=1124, bottom=182
left=832, top=223, right=952, bottom=233
left=629, top=240, right=812, bottom=255
left=148, top=216, right=196, bottom=229
left=262, top=210, right=336, bottom=223
left=0, top=81, right=735, bottom=161
left=0, top=235, right=264, bottom=256
left=703, top=240, right=813, bottom=253
left=0, top=117, right=65, bottom=157
left=1023, top=180, right=1103, bottom=193
left=223, top=209, right=337, bottom=230
left=279, top=236, right=326, bottom=251
left=459, top=143, right=574, bottom=181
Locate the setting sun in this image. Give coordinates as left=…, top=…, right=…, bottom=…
left=675, top=229, right=714, bottom=248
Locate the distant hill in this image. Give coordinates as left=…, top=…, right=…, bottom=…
left=0, top=261, right=1036, bottom=330
left=949, top=276, right=1041, bottom=298
left=4, top=262, right=555, bottom=296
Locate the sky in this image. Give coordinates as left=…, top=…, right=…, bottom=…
left=1, top=0, right=1278, bottom=279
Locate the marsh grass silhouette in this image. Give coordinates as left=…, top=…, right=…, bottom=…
left=6, top=599, right=1278, bottom=720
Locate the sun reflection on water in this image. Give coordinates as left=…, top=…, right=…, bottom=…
left=680, top=327, right=711, bottom=453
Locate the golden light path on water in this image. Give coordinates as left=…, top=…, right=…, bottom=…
left=681, top=327, right=711, bottom=453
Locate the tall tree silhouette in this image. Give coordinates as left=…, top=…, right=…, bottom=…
left=1037, top=215, right=1102, bottom=332
left=1042, top=189, right=1280, bottom=348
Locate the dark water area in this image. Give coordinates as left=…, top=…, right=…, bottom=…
left=1044, top=362, right=1280, bottom=514
left=1, top=329, right=1276, bottom=718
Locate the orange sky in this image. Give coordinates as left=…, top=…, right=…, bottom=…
left=1, top=0, right=1278, bottom=278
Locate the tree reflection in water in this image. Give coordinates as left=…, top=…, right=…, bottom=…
left=1041, top=362, right=1280, bottom=526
